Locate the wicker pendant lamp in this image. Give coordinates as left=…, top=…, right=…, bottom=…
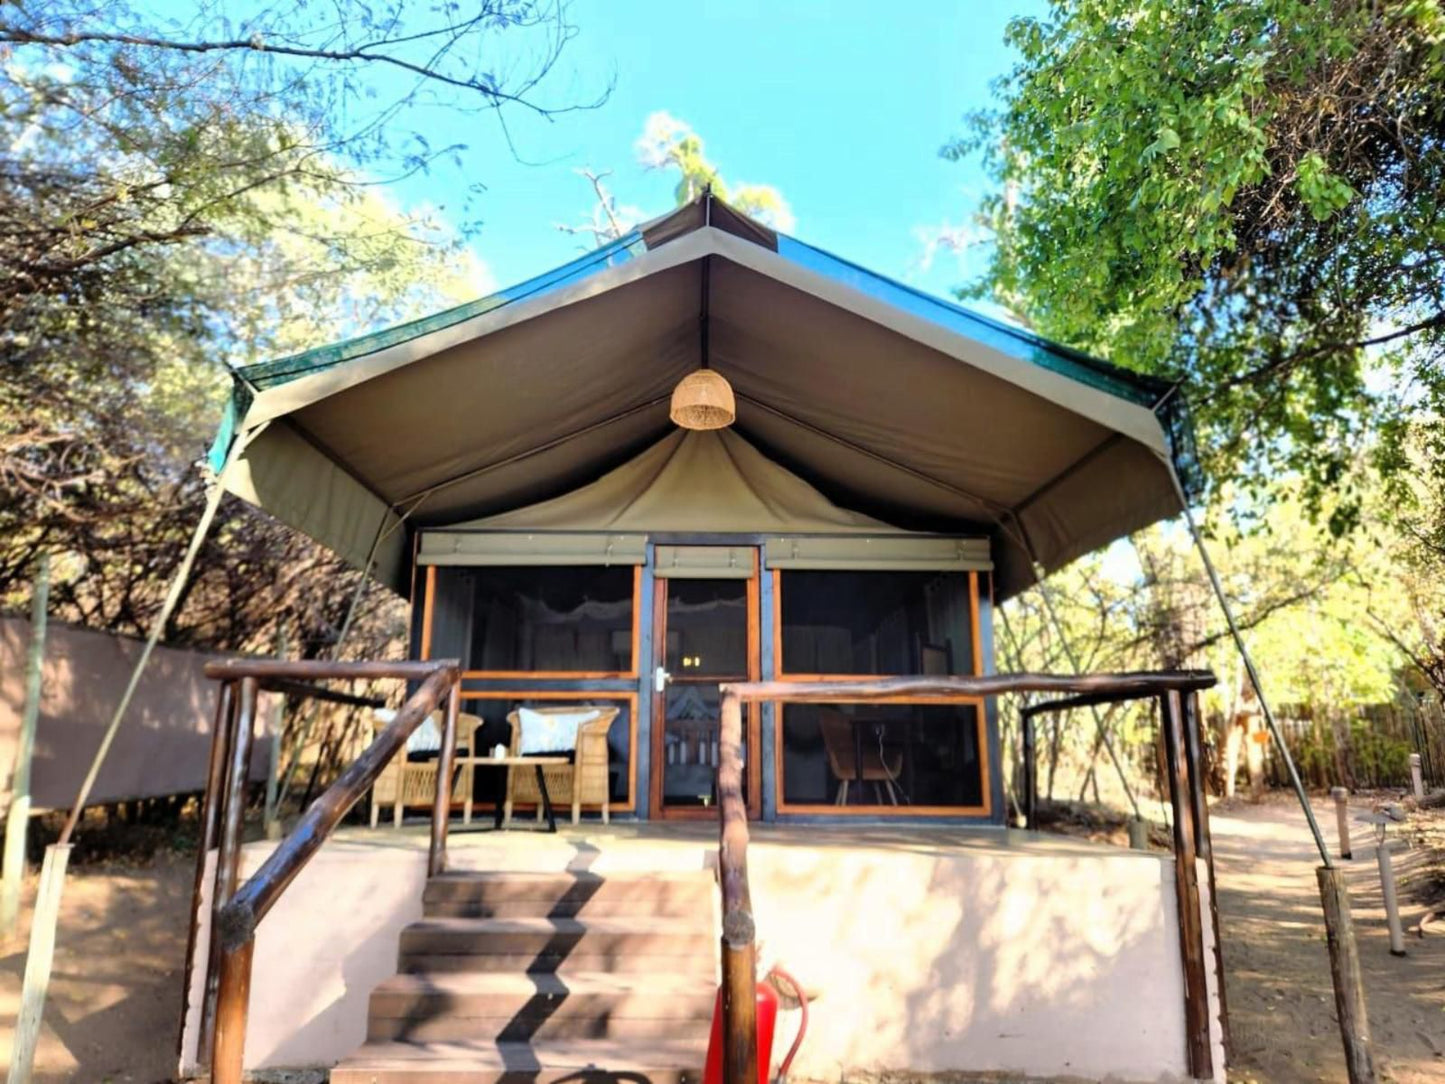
left=670, top=368, right=735, bottom=430
left=670, top=241, right=736, bottom=430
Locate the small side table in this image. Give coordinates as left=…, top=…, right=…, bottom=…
left=454, top=755, right=570, bottom=832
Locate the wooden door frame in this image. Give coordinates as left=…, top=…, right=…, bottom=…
left=648, top=552, right=763, bottom=820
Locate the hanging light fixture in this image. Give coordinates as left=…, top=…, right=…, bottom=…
left=670, top=241, right=736, bottom=431
left=670, top=368, right=735, bottom=430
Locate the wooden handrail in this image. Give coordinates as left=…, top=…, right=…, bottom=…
left=733, top=671, right=1215, bottom=705
left=714, top=669, right=1220, bottom=1084
left=203, top=659, right=460, bottom=1084
left=215, top=664, right=458, bottom=951
left=203, top=658, right=447, bottom=681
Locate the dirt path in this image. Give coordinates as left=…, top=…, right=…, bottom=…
left=1213, top=795, right=1445, bottom=1083
left=0, top=852, right=191, bottom=1083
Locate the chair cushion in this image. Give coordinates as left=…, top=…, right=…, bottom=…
left=517, top=707, right=598, bottom=756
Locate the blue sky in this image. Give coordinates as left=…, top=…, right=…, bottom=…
left=387, top=1, right=1042, bottom=301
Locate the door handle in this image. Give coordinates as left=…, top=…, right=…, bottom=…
left=654, top=666, right=672, bottom=693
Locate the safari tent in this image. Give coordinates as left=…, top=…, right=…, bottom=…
left=180, top=194, right=1227, bottom=1083
left=206, top=193, right=1196, bottom=823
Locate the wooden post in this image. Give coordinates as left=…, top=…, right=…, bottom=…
left=1408, top=753, right=1424, bottom=801
left=1375, top=837, right=1406, bottom=957
left=177, top=680, right=235, bottom=1063
left=5, top=843, right=70, bottom=1084
left=2, top=554, right=49, bottom=940
left=429, top=679, right=460, bottom=878
left=1160, top=692, right=1214, bottom=1081
left=210, top=937, right=255, bottom=1084
left=1021, top=708, right=1037, bottom=830
left=717, top=689, right=758, bottom=1084
left=1183, top=690, right=1231, bottom=1061
left=1333, top=787, right=1353, bottom=860
left=1317, top=866, right=1377, bottom=1083
left=201, top=677, right=255, bottom=1061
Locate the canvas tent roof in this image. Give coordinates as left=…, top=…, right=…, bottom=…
left=210, top=194, right=1196, bottom=600
left=443, top=428, right=897, bottom=536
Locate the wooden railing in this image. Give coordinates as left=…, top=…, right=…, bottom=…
left=189, top=658, right=462, bottom=1084
left=716, top=670, right=1218, bottom=1084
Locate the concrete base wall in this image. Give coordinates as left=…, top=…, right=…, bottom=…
left=179, top=826, right=1225, bottom=1083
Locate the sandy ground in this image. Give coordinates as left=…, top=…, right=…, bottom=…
left=0, top=851, right=192, bottom=1083
left=1214, top=794, right=1445, bottom=1083
left=0, top=799, right=1441, bottom=1083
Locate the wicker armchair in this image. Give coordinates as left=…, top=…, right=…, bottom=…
left=504, top=706, right=619, bottom=826
left=369, top=710, right=480, bottom=828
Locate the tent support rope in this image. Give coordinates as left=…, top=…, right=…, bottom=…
left=57, top=423, right=266, bottom=845
left=275, top=502, right=399, bottom=813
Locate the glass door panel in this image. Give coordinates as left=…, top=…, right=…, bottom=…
left=654, top=568, right=758, bottom=815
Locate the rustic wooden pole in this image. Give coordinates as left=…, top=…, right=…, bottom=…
left=200, top=677, right=255, bottom=1061
left=1182, top=690, right=1231, bottom=1060
left=1408, top=753, right=1424, bottom=801
left=1375, top=835, right=1406, bottom=957
left=1333, top=787, right=1353, bottom=860
left=1317, top=866, right=1377, bottom=1083
left=5, top=843, right=70, bottom=1084
left=1160, top=691, right=1214, bottom=1081
left=429, top=679, right=460, bottom=878
left=176, top=679, right=235, bottom=1064
left=2, top=554, right=49, bottom=941
left=210, top=937, right=255, bottom=1084
left=717, top=688, right=759, bottom=1084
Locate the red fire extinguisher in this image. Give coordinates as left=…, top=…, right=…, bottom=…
left=702, top=967, right=808, bottom=1084
left=703, top=978, right=777, bottom=1084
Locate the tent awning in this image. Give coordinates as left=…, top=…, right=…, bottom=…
left=211, top=194, right=1196, bottom=599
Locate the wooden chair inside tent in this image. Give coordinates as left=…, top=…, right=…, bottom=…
left=505, top=705, right=619, bottom=825
left=820, top=707, right=903, bottom=805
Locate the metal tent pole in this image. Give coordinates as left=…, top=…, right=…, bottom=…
left=1175, top=479, right=1376, bottom=1082
left=1177, top=499, right=1331, bottom=865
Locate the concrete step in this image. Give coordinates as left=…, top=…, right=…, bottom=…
left=367, top=971, right=716, bottom=1042
left=423, top=871, right=714, bottom=919
left=398, top=916, right=714, bottom=970
left=330, top=1038, right=706, bottom=1084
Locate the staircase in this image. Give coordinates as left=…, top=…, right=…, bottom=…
left=331, top=869, right=717, bottom=1082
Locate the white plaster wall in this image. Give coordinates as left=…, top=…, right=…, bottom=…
left=180, top=830, right=1215, bottom=1083
left=180, top=839, right=428, bottom=1075
left=750, top=843, right=1196, bottom=1083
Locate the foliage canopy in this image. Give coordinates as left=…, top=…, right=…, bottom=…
left=952, top=0, right=1445, bottom=532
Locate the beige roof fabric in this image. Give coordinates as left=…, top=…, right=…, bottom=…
left=221, top=197, right=1185, bottom=599
left=449, top=429, right=896, bottom=535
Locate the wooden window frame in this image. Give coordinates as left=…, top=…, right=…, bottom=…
left=457, top=688, right=639, bottom=815
left=771, top=568, right=992, bottom=817
left=419, top=565, right=643, bottom=681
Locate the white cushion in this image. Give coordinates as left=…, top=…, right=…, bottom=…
left=517, top=707, right=598, bottom=756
